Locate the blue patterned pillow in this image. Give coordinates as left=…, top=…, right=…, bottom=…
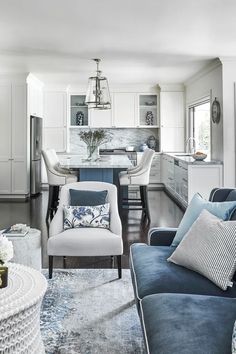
left=63, top=204, right=110, bottom=230
left=233, top=321, right=236, bottom=354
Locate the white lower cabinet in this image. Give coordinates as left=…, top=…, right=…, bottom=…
left=161, top=154, right=223, bottom=207
left=149, top=153, right=161, bottom=184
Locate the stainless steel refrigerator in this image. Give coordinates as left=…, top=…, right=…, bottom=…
left=30, top=115, right=43, bottom=195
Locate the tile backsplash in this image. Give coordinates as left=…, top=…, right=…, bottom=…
left=69, top=128, right=159, bottom=153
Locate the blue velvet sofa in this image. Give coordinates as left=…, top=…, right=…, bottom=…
left=130, top=188, right=236, bottom=354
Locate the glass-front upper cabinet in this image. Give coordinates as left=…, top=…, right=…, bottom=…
left=138, top=94, right=159, bottom=127
left=70, top=94, right=88, bottom=127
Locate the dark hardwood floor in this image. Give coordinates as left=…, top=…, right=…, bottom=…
left=0, top=189, right=183, bottom=270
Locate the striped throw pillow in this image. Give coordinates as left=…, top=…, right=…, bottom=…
left=168, top=209, right=236, bottom=290
left=233, top=321, right=236, bottom=354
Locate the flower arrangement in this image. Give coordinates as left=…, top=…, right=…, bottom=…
left=79, top=129, right=112, bottom=147
left=79, top=129, right=112, bottom=160
left=0, top=235, right=13, bottom=265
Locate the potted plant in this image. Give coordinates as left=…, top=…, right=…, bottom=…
left=0, top=235, right=13, bottom=288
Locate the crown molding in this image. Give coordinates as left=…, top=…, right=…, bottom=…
left=184, top=58, right=222, bottom=86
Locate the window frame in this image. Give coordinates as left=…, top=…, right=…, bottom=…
left=188, top=97, right=211, bottom=156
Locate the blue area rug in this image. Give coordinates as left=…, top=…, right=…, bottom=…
left=41, top=269, right=145, bottom=354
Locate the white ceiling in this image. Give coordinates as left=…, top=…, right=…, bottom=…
left=0, top=0, right=236, bottom=85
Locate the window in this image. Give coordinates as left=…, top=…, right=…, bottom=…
left=189, top=100, right=211, bottom=156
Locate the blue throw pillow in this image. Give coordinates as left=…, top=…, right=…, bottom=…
left=171, top=193, right=236, bottom=246
left=69, top=189, right=108, bottom=206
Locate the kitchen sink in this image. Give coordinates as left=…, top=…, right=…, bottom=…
left=174, top=153, right=192, bottom=157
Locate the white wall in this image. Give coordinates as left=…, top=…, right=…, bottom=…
left=185, top=60, right=223, bottom=163
left=221, top=58, right=236, bottom=187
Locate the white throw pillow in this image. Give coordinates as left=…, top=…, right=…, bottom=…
left=168, top=209, right=236, bottom=290
left=63, top=204, right=110, bottom=230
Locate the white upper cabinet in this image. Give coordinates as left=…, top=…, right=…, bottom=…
left=160, top=91, right=184, bottom=128
left=43, top=91, right=67, bottom=152
left=138, top=94, right=159, bottom=128
left=160, top=90, right=185, bottom=152
left=44, top=91, right=67, bottom=128
left=113, top=93, right=137, bottom=127
left=0, top=84, right=11, bottom=160
left=69, top=94, right=88, bottom=127
left=90, top=108, right=112, bottom=128
left=0, top=81, right=28, bottom=195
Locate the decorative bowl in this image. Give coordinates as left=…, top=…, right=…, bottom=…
left=126, top=146, right=135, bottom=152
left=192, top=153, right=207, bottom=161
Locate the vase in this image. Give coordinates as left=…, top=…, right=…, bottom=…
left=0, top=266, right=8, bottom=288
left=145, top=111, right=154, bottom=125
left=87, top=145, right=99, bottom=161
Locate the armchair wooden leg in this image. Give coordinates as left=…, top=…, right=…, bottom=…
left=63, top=256, right=66, bottom=269
left=117, top=255, right=122, bottom=279
left=46, top=186, right=54, bottom=222
left=49, top=256, right=53, bottom=279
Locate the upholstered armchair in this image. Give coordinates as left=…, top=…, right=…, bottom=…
left=47, top=181, right=123, bottom=279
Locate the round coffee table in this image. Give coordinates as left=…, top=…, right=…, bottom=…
left=6, top=228, right=42, bottom=271
left=0, top=263, right=47, bottom=353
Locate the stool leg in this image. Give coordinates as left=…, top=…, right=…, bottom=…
left=140, top=186, right=145, bottom=213
left=46, top=185, right=54, bottom=222
left=117, top=255, right=122, bottom=279
left=49, top=256, right=53, bottom=279
left=143, top=186, right=150, bottom=221
left=63, top=256, right=66, bottom=269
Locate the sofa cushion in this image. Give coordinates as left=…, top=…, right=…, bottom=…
left=141, top=293, right=236, bottom=354
left=171, top=193, right=236, bottom=246
left=168, top=209, right=236, bottom=290
left=130, top=243, right=236, bottom=301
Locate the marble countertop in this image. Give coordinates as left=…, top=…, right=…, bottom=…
left=163, top=152, right=223, bottom=165
left=59, top=154, right=133, bottom=169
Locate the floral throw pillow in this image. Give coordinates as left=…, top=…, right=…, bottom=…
left=233, top=321, right=236, bottom=354
left=63, top=204, right=110, bottom=230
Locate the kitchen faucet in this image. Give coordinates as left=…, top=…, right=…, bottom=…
left=185, top=137, right=196, bottom=153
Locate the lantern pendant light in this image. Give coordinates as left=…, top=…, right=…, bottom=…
left=85, top=59, right=111, bottom=110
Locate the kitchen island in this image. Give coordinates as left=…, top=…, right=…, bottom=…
left=59, top=154, right=132, bottom=183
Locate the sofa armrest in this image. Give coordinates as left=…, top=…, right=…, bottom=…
left=148, top=227, right=178, bottom=246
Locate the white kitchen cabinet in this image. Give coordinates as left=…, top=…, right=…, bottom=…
left=149, top=153, right=161, bottom=184
left=161, top=153, right=223, bottom=207
left=160, top=91, right=185, bottom=152
left=43, top=91, right=67, bottom=152
left=0, top=82, right=28, bottom=196
left=138, top=94, right=159, bottom=128
left=89, top=108, right=112, bottom=128
left=113, top=93, right=136, bottom=127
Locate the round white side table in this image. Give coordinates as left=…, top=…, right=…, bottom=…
left=6, top=228, right=42, bottom=271
left=0, top=263, right=47, bottom=354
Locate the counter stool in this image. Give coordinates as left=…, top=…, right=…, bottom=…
left=42, top=149, right=78, bottom=221
left=119, top=148, right=155, bottom=221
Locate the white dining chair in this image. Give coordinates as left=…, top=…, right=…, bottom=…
left=119, top=148, right=155, bottom=221
left=42, top=149, right=78, bottom=221
left=47, top=181, right=123, bottom=279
